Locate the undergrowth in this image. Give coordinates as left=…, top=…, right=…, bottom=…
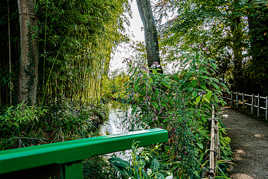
left=122, top=52, right=232, bottom=178
left=0, top=101, right=107, bottom=149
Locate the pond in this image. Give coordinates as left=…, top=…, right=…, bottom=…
left=99, top=104, right=141, bottom=160
left=100, top=107, right=132, bottom=135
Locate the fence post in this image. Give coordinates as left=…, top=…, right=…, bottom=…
left=242, top=93, right=244, bottom=108
left=236, top=92, right=238, bottom=109
left=257, top=94, right=260, bottom=118
left=231, top=93, right=233, bottom=106
left=265, top=96, right=268, bottom=120
left=251, top=94, right=254, bottom=115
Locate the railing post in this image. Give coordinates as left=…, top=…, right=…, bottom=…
left=231, top=93, right=233, bottom=106
left=265, top=96, right=268, bottom=120
left=64, top=162, right=83, bottom=179
left=257, top=94, right=260, bottom=118
left=236, top=92, right=238, bottom=109
left=242, top=93, right=244, bottom=108
left=251, top=94, right=254, bottom=115
left=209, top=105, right=216, bottom=178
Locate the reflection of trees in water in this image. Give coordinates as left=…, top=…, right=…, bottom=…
left=100, top=106, right=141, bottom=160
left=100, top=107, right=133, bottom=135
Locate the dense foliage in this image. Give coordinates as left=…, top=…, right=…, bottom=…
left=37, top=0, right=129, bottom=104
left=0, top=102, right=107, bottom=150
left=102, top=74, right=129, bottom=102
left=0, top=0, right=129, bottom=105
left=156, top=0, right=268, bottom=95
left=3, top=0, right=267, bottom=178
left=125, top=52, right=232, bottom=177
left=0, top=0, right=128, bottom=151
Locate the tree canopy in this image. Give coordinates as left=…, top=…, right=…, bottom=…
left=156, top=0, right=268, bottom=95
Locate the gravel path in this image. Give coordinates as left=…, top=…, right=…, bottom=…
left=221, top=107, right=268, bottom=179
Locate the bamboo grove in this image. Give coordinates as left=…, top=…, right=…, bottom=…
left=0, top=0, right=129, bottom=106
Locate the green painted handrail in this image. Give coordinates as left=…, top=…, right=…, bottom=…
left=0, top=128, right=168, bottom=179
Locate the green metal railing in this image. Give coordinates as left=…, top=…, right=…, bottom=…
left=0, top=128, right=168, bottom=179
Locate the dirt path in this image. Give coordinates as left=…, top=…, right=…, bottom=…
left=221, top=107, right=268, bottom=179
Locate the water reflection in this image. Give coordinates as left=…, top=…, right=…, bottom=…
left=100, top=107, right=132, bottom=135
left=99, top=105, right=136, bottom=160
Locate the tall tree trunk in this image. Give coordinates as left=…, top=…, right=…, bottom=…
left=248, top=2, right=268, bottom=95
left=0, top=88, right=1, bottom=106
left=230, top=0, right=243, bottom=91
left=7, top=0, right=12, bottom=105
left=136, top=0, right=163, bottom=73
left=17, top=0, right=39, bottom=105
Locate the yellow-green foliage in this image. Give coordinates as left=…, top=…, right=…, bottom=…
left=102, top=74, right=129, bottom=101
left=37, top=0, right=129, bottom=104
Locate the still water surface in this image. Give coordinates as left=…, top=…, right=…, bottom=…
left=99, top=105, right=137, bottom=160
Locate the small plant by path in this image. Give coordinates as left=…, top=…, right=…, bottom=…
left=222, top=107, right=268, bottom=179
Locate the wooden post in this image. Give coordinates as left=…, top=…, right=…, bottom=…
left=257, top=94, right=260, bottom=118
left=209, top=106, right=216, bottom=178
left=236, top=92, right=238, bottom=109
left=242, top=93, right=244, bottom=108
left=265, top=96, right=268, bottom=121
left=251, top=94, right=254, bottom=114
left=231, top=93, right=233, bottom=106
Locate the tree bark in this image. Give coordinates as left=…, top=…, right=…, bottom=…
left=17, top=0, right=38, bottom=105
left=231, top=17, right=243, bottom=91
left=248, top=2, right=268, bottom=95
left=7, top=0, right=12, bottom=105
left=136, top=0, right=163, bottom=73
left=230, top=0, right=243, bottom=91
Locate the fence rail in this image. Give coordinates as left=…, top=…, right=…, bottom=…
left=0, top=128, right=168, bottom=179
left=224, top=92, right=268, bottom=120
left=209, top=105, right=220, bottom=179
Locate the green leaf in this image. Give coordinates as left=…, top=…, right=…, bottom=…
left=203, top=90, right=212, bottom=103
left=192, top=91, right=198, bottom=98
left=108, top=157, right=130, bottom=169
left=195, top=96, right=201, bottom=104
left=156, top=173, right=165, bottom=179
left=150, top=158, right=160, bottom=172
left=191, top=80, right=198, bottom=87
left=196, top=142, right=203, bottom=150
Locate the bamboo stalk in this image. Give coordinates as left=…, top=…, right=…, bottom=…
left=216, top=119, right=220, bottom=160
left=209, top=105, right=216, bottom=178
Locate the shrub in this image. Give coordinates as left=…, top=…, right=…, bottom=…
left=126, top=52, right=231, bottom=177
left=0, top=102, right=108, bottom=149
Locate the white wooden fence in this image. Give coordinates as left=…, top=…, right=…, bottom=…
left=224, top=92, right=268, bottom=120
